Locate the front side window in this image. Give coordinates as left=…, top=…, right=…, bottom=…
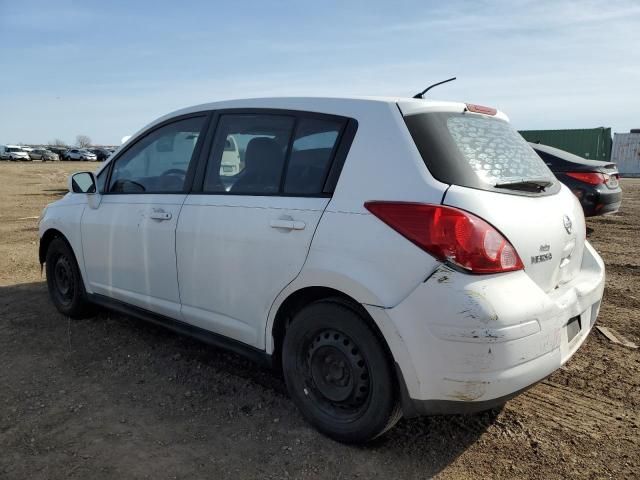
left=96, top=168, right=107, bottom=193
left=204, top=114, right=295, bottom=194
left=108, top=116, right=205, bottom=193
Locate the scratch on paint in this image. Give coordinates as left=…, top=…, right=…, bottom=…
left=443, top=378, right=489, bottom=401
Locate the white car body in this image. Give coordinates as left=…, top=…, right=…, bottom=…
left=65, top=149, right=98, bottom=161
left=0, top=145, right=31, bottom=161
left=39, top=97, right=604, bottom=426
left=220, top=135, right=241, bottom=177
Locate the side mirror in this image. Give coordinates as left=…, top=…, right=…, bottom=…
left=68, top=172, right=97, bottom=194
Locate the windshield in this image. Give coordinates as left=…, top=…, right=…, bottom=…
left=404, top=112, right=558, bottom=195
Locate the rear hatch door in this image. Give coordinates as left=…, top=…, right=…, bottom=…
left=443, top=185, right=585, bottom=292
left=402, top=105, right=586, bottom=292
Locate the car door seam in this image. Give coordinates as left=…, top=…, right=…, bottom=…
left=174, top=194, right=189, bottom=312
left=263, top=197, right=332, bottom=349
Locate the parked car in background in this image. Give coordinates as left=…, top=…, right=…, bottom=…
left=63, top=148, right=98, bottom=161
left=29, top=148, right=60, bottom=161
left=0, top=145, right=31, bottom=161
left=48, top=147, right=68, bottom=159
left=40, top=97, right=605, bottom=443
left=530, top=143, right=622, bottom=216
left=90, top=148, right=112, bottom=161
left=219, top=136, right=242, bottom=189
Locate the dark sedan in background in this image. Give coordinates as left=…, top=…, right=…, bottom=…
left=530, top=143, right=622, bottom=217
left=90, top=148, right=112, bottom=161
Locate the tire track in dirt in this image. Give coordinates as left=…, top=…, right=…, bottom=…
left=509, top=381, right=639, bottom=439
left=606, top=263, right=640, bottom=277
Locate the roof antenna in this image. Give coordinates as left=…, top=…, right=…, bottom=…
left=413, top=77, right=456, bottom=99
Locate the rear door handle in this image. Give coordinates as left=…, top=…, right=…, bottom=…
left=150, top=209, right=172, bottom=221
left=270, top=219, right=306, bottom=230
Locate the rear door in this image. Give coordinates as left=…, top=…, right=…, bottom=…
left=81, top=114, right=208, bottom=318
left=177, top=111, right=349, bottom=348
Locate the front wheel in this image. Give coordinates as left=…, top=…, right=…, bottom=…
left=45, top=237, right=94, bottom=318
left=282, top=299, right=401, bottom=443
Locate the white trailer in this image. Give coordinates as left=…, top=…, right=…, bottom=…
left=612, top=131, right=640, bottom=176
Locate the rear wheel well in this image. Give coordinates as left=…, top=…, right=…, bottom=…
left=271, top=287, right=397, bottom=380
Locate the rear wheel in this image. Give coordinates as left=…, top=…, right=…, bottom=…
left=282, top=299, right=401, bottom=443
left=45, top=237, right=94, bottom=318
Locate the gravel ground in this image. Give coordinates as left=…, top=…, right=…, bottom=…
left=1, top=162, right=638, bottom=479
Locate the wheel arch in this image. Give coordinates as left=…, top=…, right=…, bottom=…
left=39, top=228, right=67, bottom=265
left=269, top=286, right=398, bottom=380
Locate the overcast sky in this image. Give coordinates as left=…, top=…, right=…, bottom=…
left=1, top=0, right=639, bottom=145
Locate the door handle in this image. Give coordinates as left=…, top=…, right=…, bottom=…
left=150, top=209, right=172, bottom=221
left=270, top=219, right=306, bottom=230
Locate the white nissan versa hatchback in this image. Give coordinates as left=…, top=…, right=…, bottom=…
left=39, top=97, right=605, bottom=443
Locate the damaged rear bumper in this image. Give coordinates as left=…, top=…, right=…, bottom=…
left=366, top=241, right=605, bottom=417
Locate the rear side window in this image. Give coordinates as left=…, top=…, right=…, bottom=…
left=204, top=113, right=346, bottom=196
left=284, top=118, right=343, bottom=195
left=405, top=112, right=557, bottom=195
left=204, top=114, right=296, bottom=194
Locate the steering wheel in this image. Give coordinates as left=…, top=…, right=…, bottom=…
left=112, top=179, right=146, bottom=193
left=162, top=168, right=186, bottom=177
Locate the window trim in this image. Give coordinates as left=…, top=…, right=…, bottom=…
left=102, top=112, right=212, bottom=195
left=191, top=108, right=358, bottom=198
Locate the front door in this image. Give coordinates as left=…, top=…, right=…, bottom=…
left=177, top=112, right=347, bottom=348
left=81, top=115, right=207, bottom=319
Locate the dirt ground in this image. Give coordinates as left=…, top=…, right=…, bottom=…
left=0, top=161, right=638, bottom=479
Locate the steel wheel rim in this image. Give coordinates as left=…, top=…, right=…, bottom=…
left=301, top=328, right=371, bottom=420
left=53, top=255, right=74, bottom=305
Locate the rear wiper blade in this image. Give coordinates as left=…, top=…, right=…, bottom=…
left=494, top=178, right=553, bottom=192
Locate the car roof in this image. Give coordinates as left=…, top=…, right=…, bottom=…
left=103, top=96, right=511, bottom=178
left=529, top=142, right=615, bottom=168
left=149, top=96, right=509, bottom=128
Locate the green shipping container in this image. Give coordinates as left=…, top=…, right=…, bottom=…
left=519, top=128, right=612, bottom=161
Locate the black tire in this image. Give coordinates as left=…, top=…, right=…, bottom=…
left=45, top=237, right=94, bottom=318
left=282, top=299, right=402, bottom=443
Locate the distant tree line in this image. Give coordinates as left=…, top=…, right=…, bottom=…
left=45, top=135, right=92, bottom=148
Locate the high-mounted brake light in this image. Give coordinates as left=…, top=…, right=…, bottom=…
left=364, top=202, right=524, bottom=274
left=465, top=103, right=497, bottom=116
left=565, top=172, right=607, bottom=185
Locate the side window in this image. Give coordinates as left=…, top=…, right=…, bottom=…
left=284, top=118, right=344, bottom=195
left=204, top=114, right=295, bottom=194
left=108, top=116, right=205, bottom=193
left=96, top=169, right=107, bottom=193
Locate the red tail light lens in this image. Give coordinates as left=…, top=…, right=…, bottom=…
left=565, top=172, right=607, bottom=185
left=364, top=202, right=524, bottom=274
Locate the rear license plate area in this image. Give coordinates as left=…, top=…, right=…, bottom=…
left=566, top=316, right=581, bottom=343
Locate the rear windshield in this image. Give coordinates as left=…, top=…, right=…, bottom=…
left=404, top=112, right=558, bottom=195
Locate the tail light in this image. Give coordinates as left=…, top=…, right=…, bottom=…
left=565, top=172, right=607, bottom=185
left=364, top=202, right=524, bottom=274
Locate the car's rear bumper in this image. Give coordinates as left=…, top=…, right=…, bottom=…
left=580, top=185, right=622, bottom=217
left=366, top=241, right=605, bottom=416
